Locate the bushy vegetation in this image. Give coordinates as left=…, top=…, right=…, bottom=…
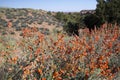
left=96, top=0, right=120, bottom=25
left=54, top=0, right=120, bottom=35
left=54, top=12, right=84, bottom=35
left=0, top=2, right=120, bottom=79
left=0, top=8, right=60, bottom=33
left=38, top=28, right=50, bottom=35
left=0, top=25, right=120, bottom=80
left=63, top=21, right=79, bottom=36
left=83, top=14, right=104, bottom=32
left=0, top=19, right=7, bottom=27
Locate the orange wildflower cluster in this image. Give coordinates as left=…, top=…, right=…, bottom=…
left=2, top=25, right=120, bottom=80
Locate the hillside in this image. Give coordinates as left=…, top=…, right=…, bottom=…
left=0, top=8, right=63, bottom=36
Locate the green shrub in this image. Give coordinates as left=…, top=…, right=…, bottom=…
left=16, top=27, right=22, bottom=31
left=64, top=21, right=79, bottom=36
left=21, top=23, right=28, bottom=28
left=10, top=31, right=15, bottom=35
left=2, top=31, right=7, bottom=35
left=84, top=14, right=104, bottom=32
left=0, top=19, right=7, bottom=27
left=37, top=21, right=43, bottom=24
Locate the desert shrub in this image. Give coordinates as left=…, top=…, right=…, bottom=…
left=0, top=26, right=120, bottom=80
left=47, top=11, right=52, bottom=15
left=6, top=14, right=14, bottom=19
left=37, top=21, right=43, bottom=24
left=16, top=26, right=22, bottom=31
left=12, top=22, right=18, bottom=28
left=10, top=31, right=15, bottom=35
left=27, top=20, right=32, bottom=24
left=117, top=16, right=120, bottom=26
left=56, top=25, right=59, bottom=28
left=109, top=53, right=120, bottom=68
left=0, top=66, right=5, bottom=80
left=38, top=28, right=44, bottom=31
left=0, top=26, right=2, bottom=29
left=0, top=10, right=5, bottom=13
left=64, top=21, right=79, bottom=36
left=0, top=19, right=7, bottom=27
left=51, top=22, right=55, bottom=25
left=2, top=31, right=7, bottom=35
left=48, top=22, right=52, bottom=25
left=19, top=33, right=23, bottom=36
left=84, top=14, right=104, bottom=32
left=38, top=28, right=50, bottom=35
left=21, top=23, right=28, bottom=28
left=15, top=26, right=120, bottom=79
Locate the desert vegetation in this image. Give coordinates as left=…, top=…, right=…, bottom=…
left=0, top=0, right=120, bottom=80
left=0, top=25, right=120, bottom=80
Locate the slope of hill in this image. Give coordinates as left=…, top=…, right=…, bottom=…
left=0, top=8, right=63, bottom=35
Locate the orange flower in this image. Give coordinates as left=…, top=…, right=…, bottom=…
left=59, top=69, right=65, bottom=74
left=83, top=51, right=87, bottom=56
left=24, top=69, right=30, bottom=75
left=101, top=70, right=106, bottom=75
left=85, top=69, right=89, bottom=76
left=38, top=68, right=42, bottom=75
left=35, top=47, right=41, bottom=55
left=7, top=21, right=12, bottom=28
left=90, top=62, right=95, bottom=69
left=56, top=77, right=62, bottom=80
left=22, top=28, right=31, bottom=37
left=32, top=27, right=38, bottom=32
left=34, top=78, right=37, bottom=80
left=53, top=71, right=59, bottom=78
left=38, top=32, right=44, bottom=42
left=42, top=78, right=46, bottom=80
left=106, top=69, right=111, bottom=73
left=28, top=46, right=33, bottom=51
left=108, top=42, right=112, bottom=48
left=34, top=39, right=40, bottom=45
left=99, top=56, right=104, bottom=60
left=12, top=57, right=17, bottom=61
left=86, top=44, right=90, bottom=50
left=108, top=74, right=114, bottom=80
left=6, top=45, right=10, bottom=49
left=112, top=34, right=117, bottom=41
left=12, top=56, right=18, bottom=63
left=95, top=35, right=99, bottom=41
